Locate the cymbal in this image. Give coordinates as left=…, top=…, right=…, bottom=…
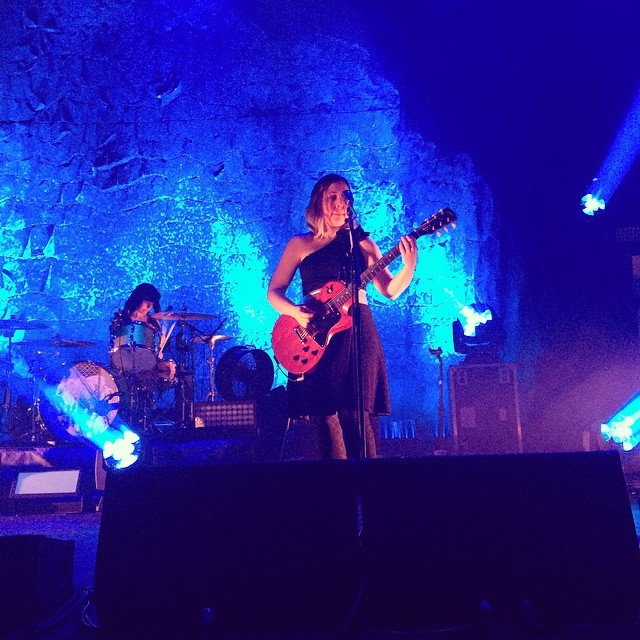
left=0, top=319, right=49, bottom=331
left=153, top=311, right=218, bottom=321
left=52, top=338, right=97, bottom=348
left=193, top=334, right=232, bottom=346
left=16, top=337, right=97, bottom=349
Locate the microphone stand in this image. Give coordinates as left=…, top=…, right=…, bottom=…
left=345, top=201, right=367, bottom=459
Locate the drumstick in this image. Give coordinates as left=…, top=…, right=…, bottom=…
left=158, top=321, right=176, bottom=359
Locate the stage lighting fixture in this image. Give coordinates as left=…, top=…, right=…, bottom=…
left=452, top=302, right=504, bottom=361
left=101, top=427, right=141, bottom=470
left=581, top=86, right=640, bottom=216
left=40, top=383, right=141, bottom=469
left=581, top=191, right=606, bottom=216
left=600, top=390, right=640, bottom=451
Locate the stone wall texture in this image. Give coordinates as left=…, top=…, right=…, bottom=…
left=0, top=0, right=502, bottom=437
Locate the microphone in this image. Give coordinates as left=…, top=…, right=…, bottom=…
left=342, top=189, right=356, bottom=220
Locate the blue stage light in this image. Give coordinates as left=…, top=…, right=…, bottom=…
left=582, top=86, right=640, bottom=215
left=458, top=303, right=493, bottom=337
left=581, top=190, right=606, bottom=216
left=452, top=302, right=504, bottom=362
left=601, top=390, right=640, bottom=452
left=40, top=383, right=141, bottom=469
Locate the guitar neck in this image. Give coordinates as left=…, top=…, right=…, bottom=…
left=322, top=208, right=456, bottom=311
left=329, top=232, right=414, bottom=309
left=361, top=238, right=412, bottom=287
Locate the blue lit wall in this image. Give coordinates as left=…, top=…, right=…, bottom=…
left=0, top=0, right=503, bottom=439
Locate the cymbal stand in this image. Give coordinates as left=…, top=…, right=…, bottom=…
left=175, top=321, right=194, bottom=427
left=203, top=334, right=228, bottom=402
left=1, top=331, right=16, bottom=437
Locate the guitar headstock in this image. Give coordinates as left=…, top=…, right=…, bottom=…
left=414, top=207, right=457, bottom=238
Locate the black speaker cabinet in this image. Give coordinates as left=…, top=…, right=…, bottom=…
left=94, top=453, right=640, bottom=633
left=359, top=452, right=640, bottom=628
left=94, top=461, right=360, bottom=635
left=0, top=535, right=75, bottom=635
left=449, top=362, right=523, bottom=454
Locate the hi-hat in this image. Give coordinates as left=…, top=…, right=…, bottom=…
left=153, top=311, right=218, bottom=321
left=193, top=334, right=232, bottom=347
left=0, top=319, right=49, bottom=331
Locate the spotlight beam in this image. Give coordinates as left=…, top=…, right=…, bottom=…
left=582, top=86, right=640, bottom=215
left=40, top=382, right=141, bottom=469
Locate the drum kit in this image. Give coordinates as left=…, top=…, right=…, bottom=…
left=0, top=311, right=232, bottom=445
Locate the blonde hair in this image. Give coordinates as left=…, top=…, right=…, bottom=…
left=304, top=173, right=351, bottom=238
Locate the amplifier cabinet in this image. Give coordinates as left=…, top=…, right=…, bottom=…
left=449, top=363, right=523, bottom=455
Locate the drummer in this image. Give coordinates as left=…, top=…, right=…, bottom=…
left=122, top=283, right=161, bottom=330
left=111, top=283, right=170, bottom=378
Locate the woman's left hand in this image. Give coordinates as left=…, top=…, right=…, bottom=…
left=398, top=235, right=418, bottom=269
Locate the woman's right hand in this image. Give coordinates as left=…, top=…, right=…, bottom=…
left=291, top=304, right=314, bottom=329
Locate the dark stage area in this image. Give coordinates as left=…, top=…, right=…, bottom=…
left=2, top=443, right=640, bottom=640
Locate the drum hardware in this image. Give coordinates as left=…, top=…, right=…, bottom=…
left=193, top=334, right=232, bottom=402
left=9, top=380, right=54, bottom=445
left=0, top=318, right=49, bottom=439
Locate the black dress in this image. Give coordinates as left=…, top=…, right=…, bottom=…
left=287, top=228, right=391, bottom=418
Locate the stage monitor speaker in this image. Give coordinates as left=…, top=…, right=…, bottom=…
left=449, top=363, right=523, bottom=454
left=0, top=535, right=75, bottom=635
left=94, top=461, right=360, bottom=635
left=359, top=452, right=640, bottom=629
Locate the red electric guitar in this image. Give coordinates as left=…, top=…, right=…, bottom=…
left=271, top=207, right=457, bottom=375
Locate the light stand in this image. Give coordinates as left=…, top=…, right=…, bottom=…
left=429, top=346, right=449, bottom=455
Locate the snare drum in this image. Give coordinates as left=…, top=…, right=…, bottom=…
left=110, top=321, right=158, bottom=372
left=156, top=358, right=177, bottom=385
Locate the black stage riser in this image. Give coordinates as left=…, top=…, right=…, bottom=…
left=94, top=452, right=640, bottom=634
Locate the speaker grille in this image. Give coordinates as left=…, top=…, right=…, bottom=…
left=192, top=401, right=257, bottom=437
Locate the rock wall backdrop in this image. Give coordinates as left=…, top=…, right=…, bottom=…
left=0, top=0, right=503, bottom=445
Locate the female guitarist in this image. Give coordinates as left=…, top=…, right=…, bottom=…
left=267, top=174, right=418, bottom=459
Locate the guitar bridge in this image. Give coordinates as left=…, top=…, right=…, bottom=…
left=293, top=326, right=307, bottom=343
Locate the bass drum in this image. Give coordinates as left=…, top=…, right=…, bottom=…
left=40, top=361, right=121, bottom=442
left=214, top=345, right=274, bottom=401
